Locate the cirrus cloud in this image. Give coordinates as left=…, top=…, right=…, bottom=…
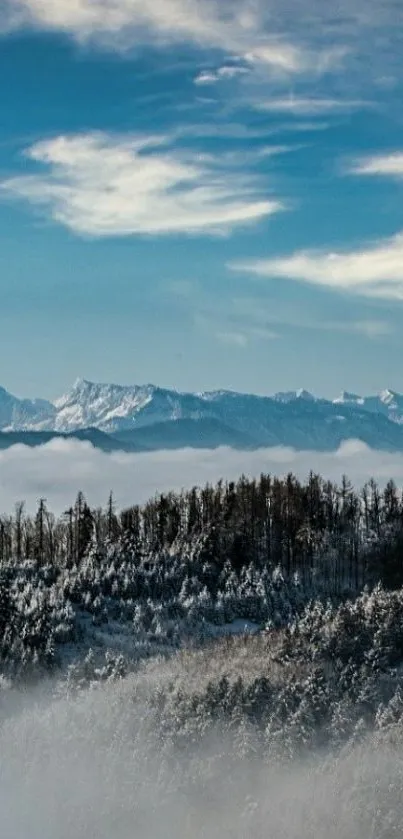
left=255, top=96, right=370, bottom=116
left=194, top=65, right=250, bottom=86
left=230, top=233, right=403, bottom=300
left=0, top=132, right=283, bottom=237
left=2, top=0, right=312, bottom=74
left=3, top=0, right=403, bottom=94
left=349, top=151, right=403, bottom=178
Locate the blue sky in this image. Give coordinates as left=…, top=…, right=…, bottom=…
left=1, top=0, right=403, bottom=401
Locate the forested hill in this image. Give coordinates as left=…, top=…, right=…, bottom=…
left=0, top=471, right=403, bottom=678
left=2, top=470, right=403, bottom=778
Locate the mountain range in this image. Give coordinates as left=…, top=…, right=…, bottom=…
left=1, top=379, right=403, bottom=453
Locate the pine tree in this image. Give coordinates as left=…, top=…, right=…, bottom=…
left=34, top=498, right=47, bottom=565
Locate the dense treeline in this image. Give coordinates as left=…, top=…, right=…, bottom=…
left=0, top=471, right=403, bottom=683
left=1, top=472, right=402, bottom=588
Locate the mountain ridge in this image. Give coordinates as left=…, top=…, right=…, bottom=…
left=1, top=379, right=403, bottom=453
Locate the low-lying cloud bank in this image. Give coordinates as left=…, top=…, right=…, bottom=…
left=0, top=438, right=402, bottom=514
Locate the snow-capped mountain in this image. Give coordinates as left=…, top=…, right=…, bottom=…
left=333, top=389, right=403, bottom=424
left=0, top=386, right=56, bottom=432
left=2, top=378, right=403, bottom=452
left=53, top=379, right=156, bottom=432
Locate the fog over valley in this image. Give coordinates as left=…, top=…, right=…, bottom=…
left=1, top=437, right=403, bottom=514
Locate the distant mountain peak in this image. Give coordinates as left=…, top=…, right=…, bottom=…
left=380, top=388, right=398, bottom=404
left=295, top=388, right=315, bottom=401
left=73, top=376, right=86, bottom=388
left=334, top=391, right=363, bottom=404
left=71, top=377, right=113, bottom=393
left=274, top=389, right=316, bottom=404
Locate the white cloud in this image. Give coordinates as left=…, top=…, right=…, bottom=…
left=217, top=65, right=250, bottom=79
left=0, top=438, right=402, bottom=515
left=194, top=71, right=221, bottom=86
left=350, top=152, right=403, bottom=178
left=230, top=233, right=403, bottom=300
left=3, top=0, right=233, bottom=44
left=4, top=0, right=403, bottom=99
left=256, top=96, right=368, bottom=115
left=243, top=43, right=309, bottom=72
left=194, top=65, right=250, bottom=85
left=0, top=133, right=282, bottom=237
left=2, top=0, right=312, bottom=74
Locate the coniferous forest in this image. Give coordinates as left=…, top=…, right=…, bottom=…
left=0, top=472, right=403, bottom=684
left=3, top=471, right=403, bottom=837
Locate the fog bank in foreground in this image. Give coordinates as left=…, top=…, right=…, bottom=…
left=1, top=658, right=402, bottom=839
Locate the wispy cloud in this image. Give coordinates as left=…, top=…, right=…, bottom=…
left=194, top=71, right=221, bottom=86
left=4, top=0, right=403, bottom=99
left=2, top=0, right=229, bottom=45
left=0, top=133, right=283, bottom=237
left=230, top=233, right=403, bottom=300
left=173, top=123, right=279, bottom=141
left=168, top=282, right=392, bottom=345
left=174, top=122, right=325, bottom=142
left=3, top=0, right=314, bottom=75
left=195, top=312, right=278, bottom=348
left=279, top=121, right=331, bottom=133
left=194, top=65, right=250, bottom=85
left=198, top=144, right=301, bottom=168
left=230, top=297, right=392, bottom=338
left=349, top=151, right=403, bottom=178
left=255, top=96, right=369, bottom=116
